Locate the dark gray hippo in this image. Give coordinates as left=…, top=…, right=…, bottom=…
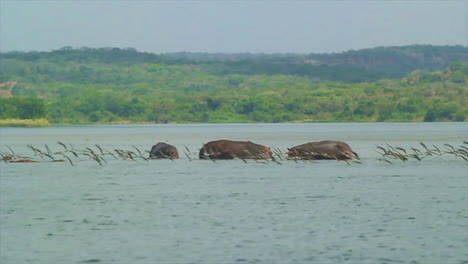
left=199, top=140, right=272, bottom=160
left=149, top=142, right=179, bottom=159
left=287, top=140, right=359, bottom=160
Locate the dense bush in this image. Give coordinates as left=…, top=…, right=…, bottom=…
left=0, top=97, right=46, bottom=119
left=0, top=47, right=466, bottom=123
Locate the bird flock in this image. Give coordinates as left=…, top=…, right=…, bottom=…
left=376, top=141, right=468, bottom=163
left=1, top=143, right=151, bottom=166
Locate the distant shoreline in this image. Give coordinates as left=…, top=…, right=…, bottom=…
left=0, top=119, right=51, bottom=127
left=2, top=119, right=466, bottom=127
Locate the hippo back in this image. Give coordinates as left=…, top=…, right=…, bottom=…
left=288, top=140, right=357, bottom=160
left=199, top=140, right=272, bottom=160
left=149, top=142, right=179, bottom=159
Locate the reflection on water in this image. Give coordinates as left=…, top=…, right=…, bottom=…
left=1, top=123, right=467, bottom=264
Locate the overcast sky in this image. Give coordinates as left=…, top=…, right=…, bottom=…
left=1, top=0, right=466, bottom=54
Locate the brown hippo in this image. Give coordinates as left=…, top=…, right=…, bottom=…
left=287, top=140, right=359, bottom=160
left=199, top=140, right=272, bottom=160
left=8, top=159, right=35, bottom=163
left=149, top=142, right=179, bottom=159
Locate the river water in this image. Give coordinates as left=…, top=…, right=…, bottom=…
left=0, top=123, right=467, bottom=264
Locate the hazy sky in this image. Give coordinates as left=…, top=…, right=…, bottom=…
left=1, top=0, right=466, bottom=54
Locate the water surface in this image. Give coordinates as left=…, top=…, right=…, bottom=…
left=1, top=123, right=467, bottom=264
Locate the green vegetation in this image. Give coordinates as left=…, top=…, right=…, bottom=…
left=0, top=46, right=466, bottom=124
left=0, top=118, right=50, bottom=127
left=0, top=97, right=47, bottom=119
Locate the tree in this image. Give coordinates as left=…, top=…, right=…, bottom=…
left=0, top=97, right=46, bottom=119
left=424, top=110, right=436, bottom=122
left=353, top=100, right=376, bottom=117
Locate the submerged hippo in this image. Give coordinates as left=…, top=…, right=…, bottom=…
left=199, top=140, right=272, bottom=160
left=287, top=140, right=359, bottom=160
left=149, top=142, right=179, bottom=159
left=8, top=159, right=35, bottom=163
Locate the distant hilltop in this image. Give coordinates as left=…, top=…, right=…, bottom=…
left=1, top=45, right=466, bottom=83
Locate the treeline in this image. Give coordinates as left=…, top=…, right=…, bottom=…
left=0, top=66, right=466, bottom=123
left=2, top=45, right=466, bottom=83
left=0, top=46, right=466, bottom=124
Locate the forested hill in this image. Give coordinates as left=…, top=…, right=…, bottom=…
left=1, top=45, right=467, bottom=124
left=2, top=45, right=467, bottom=83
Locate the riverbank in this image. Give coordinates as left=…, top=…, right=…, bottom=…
left=0, top=119, right=51, bottom=127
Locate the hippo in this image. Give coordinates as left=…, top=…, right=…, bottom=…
left=287, top=140, right=359, bottom=160
left=149, top=142, right=179, bottom=159
left=8, top=159, right=35, bottom=163
left=199, top=140, right=272, bottom=160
